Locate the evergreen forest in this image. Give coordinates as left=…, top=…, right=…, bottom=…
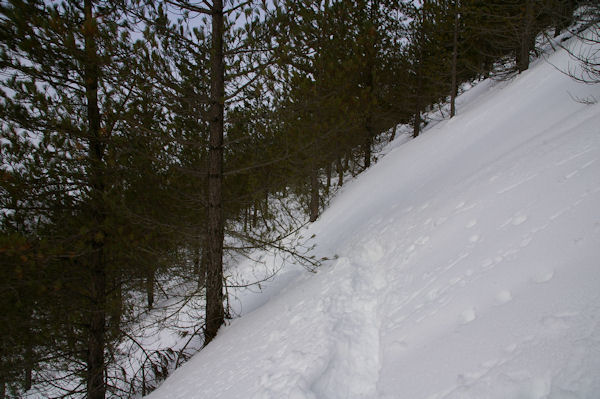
left=0, top=0, right=596, bottom=397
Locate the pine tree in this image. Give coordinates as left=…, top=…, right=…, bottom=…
left=0, top=0, right=177, bottom=396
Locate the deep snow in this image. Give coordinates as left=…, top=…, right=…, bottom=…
left=148, top=35, right=600, bottom=399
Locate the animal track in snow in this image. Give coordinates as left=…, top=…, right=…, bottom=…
left=504, top=343, right=518, bottom=353
left=564, top=169, right=579, bottom=180
left=499, top=213, right=528, bottom=229
left=495, top=290, right=513, bottom=304
left=511, top=214, right=528, bottom=226
left=469, top=234, right=481, bottom=243
left=461, top=308, right=477, bottom=324
left=455, top=201, right=466, bottom=210
left=481, top=258, right=495, bottom=269
left=415, top=236, right=430, bottom=245
left=448, top=276, right=462, bottom=286
left=555, top=146, right=594, bottom=166
left=465, top=219, right=477, bottom=228
left=520, top=236, right=533, bottom=247
left=531, top=270, right=554, bottom=284
left=497, top=173, right=538, bottom=194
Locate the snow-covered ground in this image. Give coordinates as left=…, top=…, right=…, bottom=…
left=147, top=35, right=600, bottom=399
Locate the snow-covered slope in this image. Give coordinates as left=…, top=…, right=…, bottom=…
left=148, top=38, right=600, bottom=399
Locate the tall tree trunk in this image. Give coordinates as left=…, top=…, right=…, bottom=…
left=146, top=268, right=155, bottom=309
left=204, top=0, right=225, bottom=346
left=24, top=343, right=32, bottom=391
left=413, top=107, right=421, bottom=138
left=450, top=0, right=459, bottom=118
left=363, top=120, right=372, bottom=169
left=309, top=167, right=319, bottom=222
left=325, top=162, right=331, bottom=196
left=363, top=0, right=377, bottom=169
left=262, top=191, right=269, bottom=226
left=389, top=124, right=397, bottom=142
left=84, top=1, right=107, bottom=397
left=337, top=157, right=344, bottom=187
left=413, top=1, right=425, bottom=138
left=517, top=0, right=533, bottom=73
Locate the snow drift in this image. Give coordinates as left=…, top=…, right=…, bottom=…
left=148, top=35, right=600, bottom=399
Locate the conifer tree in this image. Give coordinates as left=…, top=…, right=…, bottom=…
left=0, top=0, right=176, bottom=396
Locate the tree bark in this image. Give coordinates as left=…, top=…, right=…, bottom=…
left=413, top=2, right=425, bottom=138
left=413, top=107, right=421, bottom=138
left=363, top=120, right=372, bottom=169
left=337, top=157, right=344, bottom=187
left=262, top=191, right=269, bottom=226
left=309, top=167, right=319, bottom=222
left=517, top=0, right=533, bottom=73
left=24, top=348, right=32, bottom=391
left=84, top=1, right=107, bottom=397
left=389, top=124, right=397, bottom=142
left=325, top=162, right=331, bottom=196
left=204, top=0, right=225, bottom=346
left=450, top=0, right=459, bottom=118
left=146, top=268, right=154, bottom=309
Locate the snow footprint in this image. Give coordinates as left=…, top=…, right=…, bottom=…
left=461, top=307, right=477, bottom=324
left=465, top=219, right=477, bottom=229
left=495, top=290, right=513, bottom=304
left=531, top=270, right=554, bottom=284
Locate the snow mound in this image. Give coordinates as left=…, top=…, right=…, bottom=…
left=148, top=37, right=600, bottom=399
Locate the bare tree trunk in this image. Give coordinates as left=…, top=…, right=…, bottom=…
left=413, top=2, right=426, bottom=138
left=325, top=162, right=331, bottom=196
left=199, top=239, right=208, bottom=288
left=363, top=123, right=372, bottom=169
left=204, top=0, right=225, bottom=346
left=146, top=268, right=154, bottom=309
left=337, top=157, right=344, bottom=187
left=263, top=191, right=269, bottom=226
left=84, top=1, right=107, bottom=397
left=450, top=0, right=459, bottom=118
left=413, top=107, right=421, bottom=138
left=24, top=345, right=32, bottom=392
left=193, top=242, right=200, bottom=280
left=389, top=124, right=397, bottom=142
left=517, top=0, right=533, bottom=73
left=309, top=167, right=319, bottom=222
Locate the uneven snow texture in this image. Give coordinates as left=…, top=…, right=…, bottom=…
left=148, top=38, right=600, bottom=399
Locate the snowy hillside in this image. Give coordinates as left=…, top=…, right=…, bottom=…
left=147, top=37, right=600, bottom=399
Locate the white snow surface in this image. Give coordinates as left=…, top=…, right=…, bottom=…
left=148, top=39, right=600, bottom=399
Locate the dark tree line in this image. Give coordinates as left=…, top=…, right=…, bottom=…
left=0, top=0, right=589, bottom=397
